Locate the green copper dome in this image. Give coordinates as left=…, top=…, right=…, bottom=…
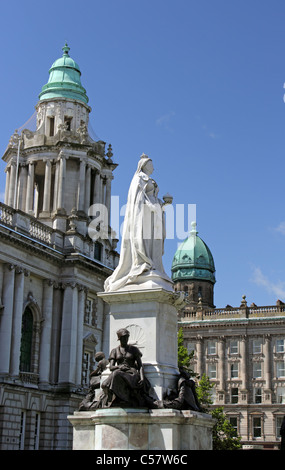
left=38, top=44, right=89, bottom=104
left=171, top=222, right=216, bottom=284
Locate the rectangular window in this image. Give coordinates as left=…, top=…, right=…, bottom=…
left=276, top=361, right=285, bottom=378
left=208, top=363, right=217, bottom=379
left=231, top=363, right=238, bottom=378
left=64, top=116, right=72, bottom=131
left=276, top=386, right=285, bottom=404
left=207, top=341, right=216, bottom=355
left=48, top=117, right=55, bottom=136
left=85, top=298, right=92, bottom=325
left=276, top=339, right=285, bottom=353
left=253, top=362, right=262, bottom=378
left=229, top=417, right=238, bottom=434
left=253, top=417, right=262, bottom=438
left=230, top=340, right=238, bottom=355
left=19, top=411, right=26, bottom=450
left=276, top=416, right=284, bottom=438
left=82, top=352, right=91, bottom=386
left=231, top=388, right=239, bottom=404
left=254, top=388, right=262, bottom=404
left=94, top=242, right=102, bottom=261
left=253, top=339, right=262, bottom=354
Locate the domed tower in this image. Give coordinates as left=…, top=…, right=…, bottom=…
left=2, top=44, right=117, bottom=262
left=171, top=222, right=216, bottom=308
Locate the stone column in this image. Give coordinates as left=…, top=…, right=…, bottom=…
left=58, top=282, right=78, bottom=385
left=93, top=171, right=101, bottom=205
left=57, top=153, right=66, bottom=211
left=26, top=162, right=35, bottom=214
left=10, top=267, right=26, bottom=376
left=105, top=176, right=112, bottom=227
left=8, top=162, right=17, bottom=207
left=0, top=264, right=15, bottom=374
left=84, top=165, right=91, bottom=212
left=240, top=335, right=247, bottom=392
left=4, top=166, right=10, bottom=205
left=217, top=336, right=225, bottom=391
left=77, top=159, right=86, bottom=213
left=52, top=160, right=59, bottom=212
left=39, top=279, right=54, bottom=385
left=76, top=285, right=86, bottom=385
left=18, top=165, right=28, bottom=211
left=264, top=334, right=271, bottom=391
left=196, top=335, right=203, bottom=378
left=42, top=160, right=52, bottom=214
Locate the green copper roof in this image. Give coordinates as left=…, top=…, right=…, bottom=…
left=38, top=44, right=89, bottom=104
left=171, top=222, right=216, bottom=284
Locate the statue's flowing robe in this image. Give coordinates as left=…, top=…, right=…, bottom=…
left=104, top=163, right=169, bottom=292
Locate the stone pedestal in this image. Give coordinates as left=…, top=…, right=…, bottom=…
left=68, top=408, right=214, bottom=450
left=98, top=288, right=182, bottom=399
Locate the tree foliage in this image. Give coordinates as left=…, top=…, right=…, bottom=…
left=211, top=407, right=242, bottom=450
left=177, top=327, right=192, bottom=371
left=196, top=374, right=242, bottom=450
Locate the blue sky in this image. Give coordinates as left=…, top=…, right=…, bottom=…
left=0, top=0, right=285, bottom=308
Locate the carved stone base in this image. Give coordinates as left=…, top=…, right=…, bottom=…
left=68, top=408, right=215, bottom=450
left=98, top=288, right=181, bottom=399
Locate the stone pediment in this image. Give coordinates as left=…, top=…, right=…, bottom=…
left=83, top=332, right=98, bottom=346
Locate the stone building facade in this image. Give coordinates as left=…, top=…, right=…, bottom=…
left=173, top=226, right=285, bottom=449
left=0, top=45, right=119, bottom=450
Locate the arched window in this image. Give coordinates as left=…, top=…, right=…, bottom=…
left=19, top=307, right=34, bottom=372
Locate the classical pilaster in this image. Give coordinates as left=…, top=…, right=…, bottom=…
left=105, top=175, right=112, bottom=227
left=17, top=164, right=28, bottom=211
left=0, top=264, right=15, bottom=375
left=39, top=279, right=54, bottom=385
left=4, top=166, right=10, bottom=205
left=58, top=282, right=78, bottom=385
left=77, top=159, right=86, bottom=213
left=84, top=165, right=91, bottom=211
left=52, top=159, right=59, bottom=212
left=10, top=267, right=26, bottom=376
left=57, top=153, right=66, bottom=211
left=196, top=335, right=203, bottom=378
left=8, top=162, right=17, bottom=207
left=93, top=171, right=101, bottom=205
left=26, top=161, right=35, bottom=214
left=217, top=336, right=225, bottom=392
left=264, top=334, right=272, bottom=401
left=239, top=335, right=249, bottom=403
left=42, top=160, right=52, bottom=214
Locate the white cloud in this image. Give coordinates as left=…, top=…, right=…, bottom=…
left=155, top=112, right=175, bottom=132
left=251, top=267, right=285, bottom=300
left=195, top=115, right=218, bottom=139
left=275, top=221, right=285, bottom=235
left=208, top=131, right=218, bottom=139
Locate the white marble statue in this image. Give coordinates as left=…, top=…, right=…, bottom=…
left=104, top=154, right=173, bottom=292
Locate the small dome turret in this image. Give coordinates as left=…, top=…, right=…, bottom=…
left=38, top=43, right=89, bottom=104
left=171, top=222, right=216, bottom=284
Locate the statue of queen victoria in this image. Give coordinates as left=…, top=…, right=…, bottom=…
left=104, top=154, right=173, bottom=292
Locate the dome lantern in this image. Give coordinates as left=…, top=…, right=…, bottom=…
left=38, top=43, right=89, bottom=104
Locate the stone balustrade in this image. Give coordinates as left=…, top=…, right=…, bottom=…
left=181, top=301, right=285, bottom=321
